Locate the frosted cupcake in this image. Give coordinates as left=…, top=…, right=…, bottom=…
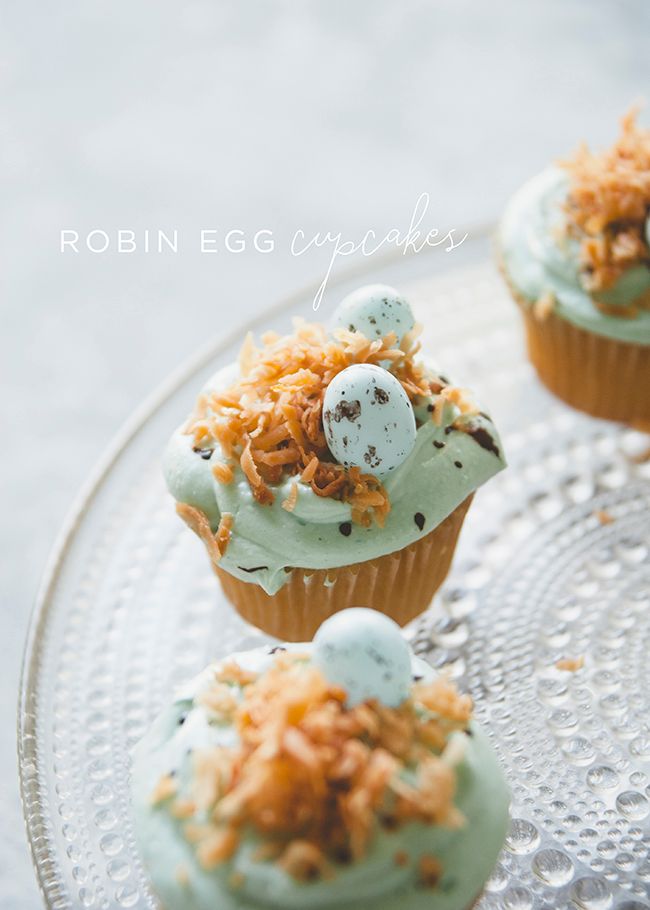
left=164, top=285, right=505, bottom=639
left=499, top=110, right=650, bottom=424
left=132, top=608, right=510, bottom=910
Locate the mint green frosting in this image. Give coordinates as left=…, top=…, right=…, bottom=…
left=163, top=362, right=505, bottom=595
left=131, top=646, right=510, bottom=910
left=499, top=167, right=650, bottom=345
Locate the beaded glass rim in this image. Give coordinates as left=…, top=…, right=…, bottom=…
left=18, top=230, right=650, bottom=910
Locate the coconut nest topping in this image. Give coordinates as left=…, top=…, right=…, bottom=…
left=183, top=320, right=475, bottom=529
left=153, top=653, right=472, bottom=883
left=561, top=108, right=650, bottom=298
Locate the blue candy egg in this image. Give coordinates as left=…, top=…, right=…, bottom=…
left=333, top=284, right=415, bottom=347
left=323, top=363, right=416, bottom=475
left=313, top=608, right=412, bottom=707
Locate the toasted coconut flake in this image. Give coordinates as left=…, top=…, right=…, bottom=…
left=197, top=683, right=238, bottom=718
left=391, top=755, right=462, bottom=829
left=196, top=828, right=240, bottom=869
left=255, top=424, right=291, bottom=450
left=150, top=773, right=177, bottom=805
left=216, top=512, right=234, bottom=556
left=444, top=386, right=479, bottom=418
left=561, top=108, right=650, bottom=295
left=431, top=385, right=478, bottom=426
left=279, top=841, right=328, bottom=881
left=212, top=461, right=234, bottom=484
left=430, top=395, right=446, bottom=427
left=171, top=798, right=197, bottom=820
left=418, top=854, right=443, bottom=888
left=176, top=503, right=224, bottom=567
left=215, top=660, right=258, bottom=686
left=183, top=822, right=215, bottom=844
left=394, top=850, right=409, bottom=867
left=257, top=447, right=301, bottom=466
left=170, top=655, right=472, bottom=880
left=595, top=508, right=615, bottom=525
left=180, top=320, right=453, bottom=525
left=252, top=841, right=285, bottom=862
left=192, top=749, right=229, bottom=811
left=241, top=441, right=274, bottom=505
left=533, top=291, right=556, bottom=321
left=301, top=455, right=319, bottom=484
left=413, top=676, right=473, bottom=725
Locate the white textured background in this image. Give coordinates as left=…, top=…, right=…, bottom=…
left=2, top=2, right=648, bottom=905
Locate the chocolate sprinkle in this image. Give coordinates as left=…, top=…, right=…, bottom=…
left=454, top=461, right=463, bottom=469
left=414, top=512, right=425, bottom=531
left=467, top=425, right=500, bottom=458
left=192, top=446, right=214, bottom=460
left=339, top=522, right=352, bottom=537
left=433, top=440, right=445, bottom=449
left=333, top=846, right=353, bottom=864
left=268, top=645, right=287, bottom=654
left=237, top=565, right=269, bottom=573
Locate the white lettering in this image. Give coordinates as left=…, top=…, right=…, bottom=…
left=158, top=230, right=178, bottom=253
left=254, top=229, right=274, bottom=253
left=201, top=230, right=218, bottom=253
left=60, top=230, right=79, bottom=252
left=118, top=230, right=136, bottom=253
left=86, top=230, right=110, bottom=253
left=225, top=230, right=245, bottom=253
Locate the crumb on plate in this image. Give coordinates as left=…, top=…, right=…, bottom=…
left=555, top=656, right=585, bottom=672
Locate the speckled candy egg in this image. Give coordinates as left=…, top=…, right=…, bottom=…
left=313, top=608, right=412, bottom=707
left=333, top=284, right=415, bottom=346
left=323, top=363, right=416, bottom=474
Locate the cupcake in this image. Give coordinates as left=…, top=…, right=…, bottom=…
left=164, top=285, right=505, bottom=640
left=499, top=109, right=650, bottom=424
left=132, top=608, right=510, bottom=910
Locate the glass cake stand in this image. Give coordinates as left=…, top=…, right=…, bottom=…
left=19, top=233, right=650, bottom=909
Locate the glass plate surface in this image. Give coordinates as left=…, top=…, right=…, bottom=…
left=19, top=235, right=650, bottom=909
